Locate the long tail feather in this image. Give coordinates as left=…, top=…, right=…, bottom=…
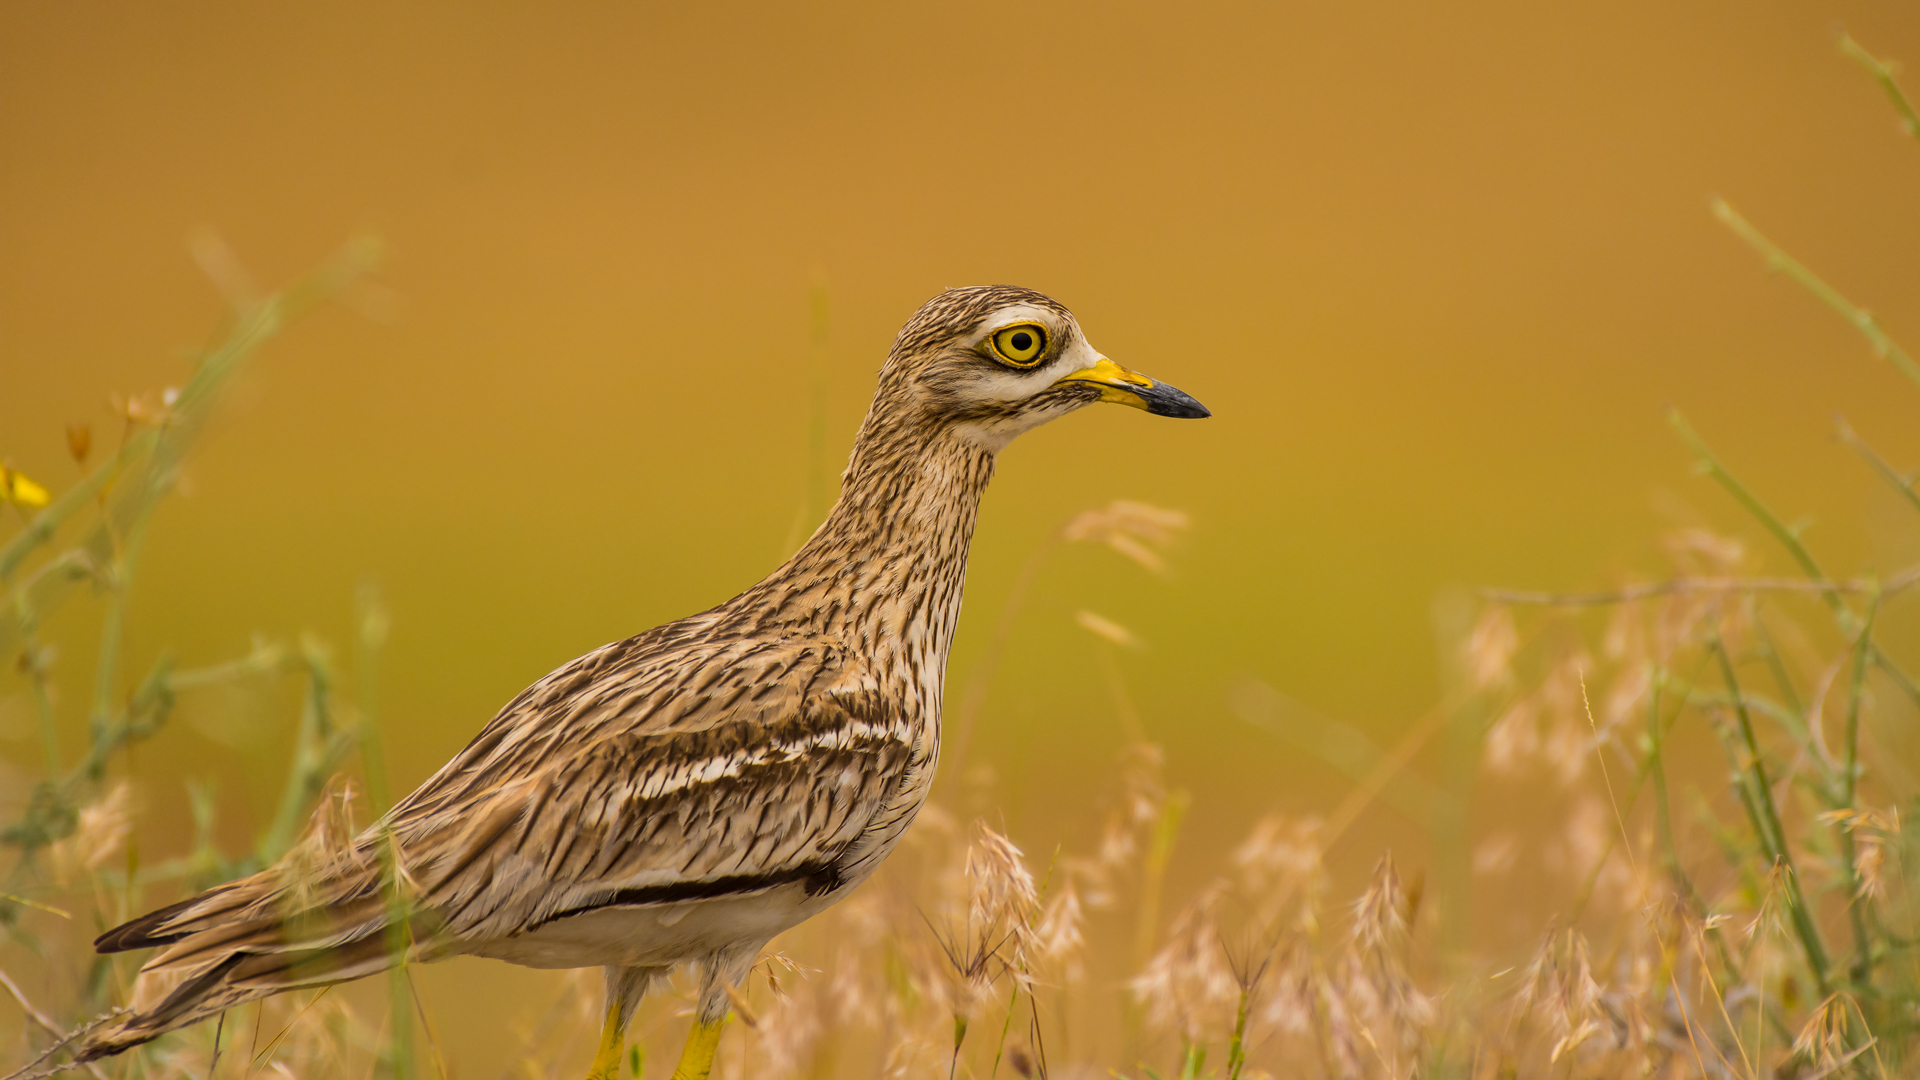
left=73, top=846, right=427, bottom=1064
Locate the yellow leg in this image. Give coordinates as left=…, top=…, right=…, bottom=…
left=585, top=1001, right=628, bottom=1080
left=668, top=1016, right=728, bottom=1080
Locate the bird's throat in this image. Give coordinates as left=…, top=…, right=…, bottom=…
left=757, top=425, right=995, bottom=665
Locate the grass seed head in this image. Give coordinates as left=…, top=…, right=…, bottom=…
left=1074, top=609, right=1144, bottom=650
left=51, top=781, right=132, bottom=885
left=1131, top=884, right=1240, bottom=1044
left=966, top=821, right=1038, bottom=952
left=1033, top=876, right=1086, bottom=975
left=1467, top=605, right=1518, bottom=691
left=1230, top=813, right=1326, bottom=904
left=1061, top=500, right=1189, bottom=574
left=1792, top=993, right=1858, bottom=1072
left=1659, top=528, right=1748, bottom=575
left=1482, top=696, right=1541, bottom=778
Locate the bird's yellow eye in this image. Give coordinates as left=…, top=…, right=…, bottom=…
left=988, top=324, right=1048, bottom=367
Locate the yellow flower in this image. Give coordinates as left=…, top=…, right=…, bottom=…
left=0, top=465, right=50, bottom=507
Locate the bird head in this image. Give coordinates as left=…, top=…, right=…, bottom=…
left=876, top=285, right=1210, bottom=452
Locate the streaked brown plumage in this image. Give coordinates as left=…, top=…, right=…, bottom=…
left=74, top=285, right=1208, bottom=1075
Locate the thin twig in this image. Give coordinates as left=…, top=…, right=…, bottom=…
left=1579, top=671, right=1637, bottom=872
left=1710, top=636, right=1831, bottom=992
left=0, top=968, right=62, bottom=1038
left=249, top=986, right=334, bottom=1068
left=1838, top=595, right=1880, bottom=987
left=1836, top=417, right=1920, bottom=516
left=1482, top=564, right=1920, bottom=607
left=0, top=1009, right=123, bottom=1080
left=1711, top=199, right=1920, bottom=390
left=1837, top=31, right=1920, bottom=143
left=1688, top=928, right=1757, bottom=1080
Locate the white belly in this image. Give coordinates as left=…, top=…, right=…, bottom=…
left=466, top=879, right=843, bottom=970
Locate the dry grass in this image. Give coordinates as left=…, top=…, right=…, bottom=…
left=7, top=29, right=1920, bottom=1080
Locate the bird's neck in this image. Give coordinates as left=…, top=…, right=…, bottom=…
left=748, top=418, right=994, bottom=673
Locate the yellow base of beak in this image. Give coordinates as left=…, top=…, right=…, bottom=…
left=1057, top=358, right=1211, bottom=418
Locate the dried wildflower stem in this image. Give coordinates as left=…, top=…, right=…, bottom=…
left=1711, top=200, right=1920, bottom=391
left=1646, top=660, right=1705, bottom=897
left=1224, top=987, right=1251, bottom=1080
left=1437, top=690, right=1484, bottom=963
left=3, top=553, right=87, bottom=780
left=1754, top=619, right=1812, bottom=747
left=1645, top=662, right=1764, bottom=1025
left=87, top=514, right=151, bottom=754
left=1568, top=717, right=1683, bottom=921
left=406, top=972, right=449, bottom=1080
left=987, top=984, right=1020, bottom=1080
left=1095, top=642, right=1148, bottom=746
left=1692, top=689, right=1815, bottom=764
left=1671, top=410, right=1920, bottom=710
left=1665, top=967, right=1714, bottom=1080
left=1835, top=417, right=1920, bottom=516
left=258, top=645, right=350, bottom=864
left=1838, top=31, right=1920, bottom=143
left=1232, top=682, right=1445, bottom=826
left=352, top=582, right=418, bottom=1080
left=1579, top=673, right=1636, bottom=872
left=65, top=656, right=173, bottom=788
left=1134, top=790, right=1189, bottom=970
left=1323, top=701, right=1450, bottom=848
left=949, top=1012, right=968, bottom=1080
left=0, top=966, right=65, bottom=1040
left=374, top=825, right=418, bottom=1080
left=1838, top=596, right=1879, bottom=987
left=249, top=985, right=335, bottom=1068
left=1672, top=410, right=1834, bottom=593
left=22, top=633, right=61, bottom=777
left=1710, top=636, right=1832, bottom=992
left=1688, top=928, right=1757, bottom=1080
left=2, top=1009, right=125, bottom=1080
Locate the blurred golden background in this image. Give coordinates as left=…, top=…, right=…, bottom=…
left=5, top=0, right=1920, bottom=1071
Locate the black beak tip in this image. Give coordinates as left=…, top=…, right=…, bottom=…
left=1144, top=384, right=1211, bottom=419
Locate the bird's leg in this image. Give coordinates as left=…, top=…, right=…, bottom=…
left=587, top=966, right=657, bottom=1080
left=667, top=948, right=755, bottom=1080
left=586, top=1002, right=630, bottom=1080
left=666, top=1016, right=727, bottom=1080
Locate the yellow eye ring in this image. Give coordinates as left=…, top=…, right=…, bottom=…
left=988, top=324, right=1048, bottom=367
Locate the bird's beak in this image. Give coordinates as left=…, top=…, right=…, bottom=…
left=1055, top=357, right=1211, bottom=419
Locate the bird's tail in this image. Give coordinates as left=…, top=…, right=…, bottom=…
left=68, top=850, right=436, bottom=1066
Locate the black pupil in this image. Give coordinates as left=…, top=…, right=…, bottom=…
left=1010, top=331, right=1034, bottom=353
